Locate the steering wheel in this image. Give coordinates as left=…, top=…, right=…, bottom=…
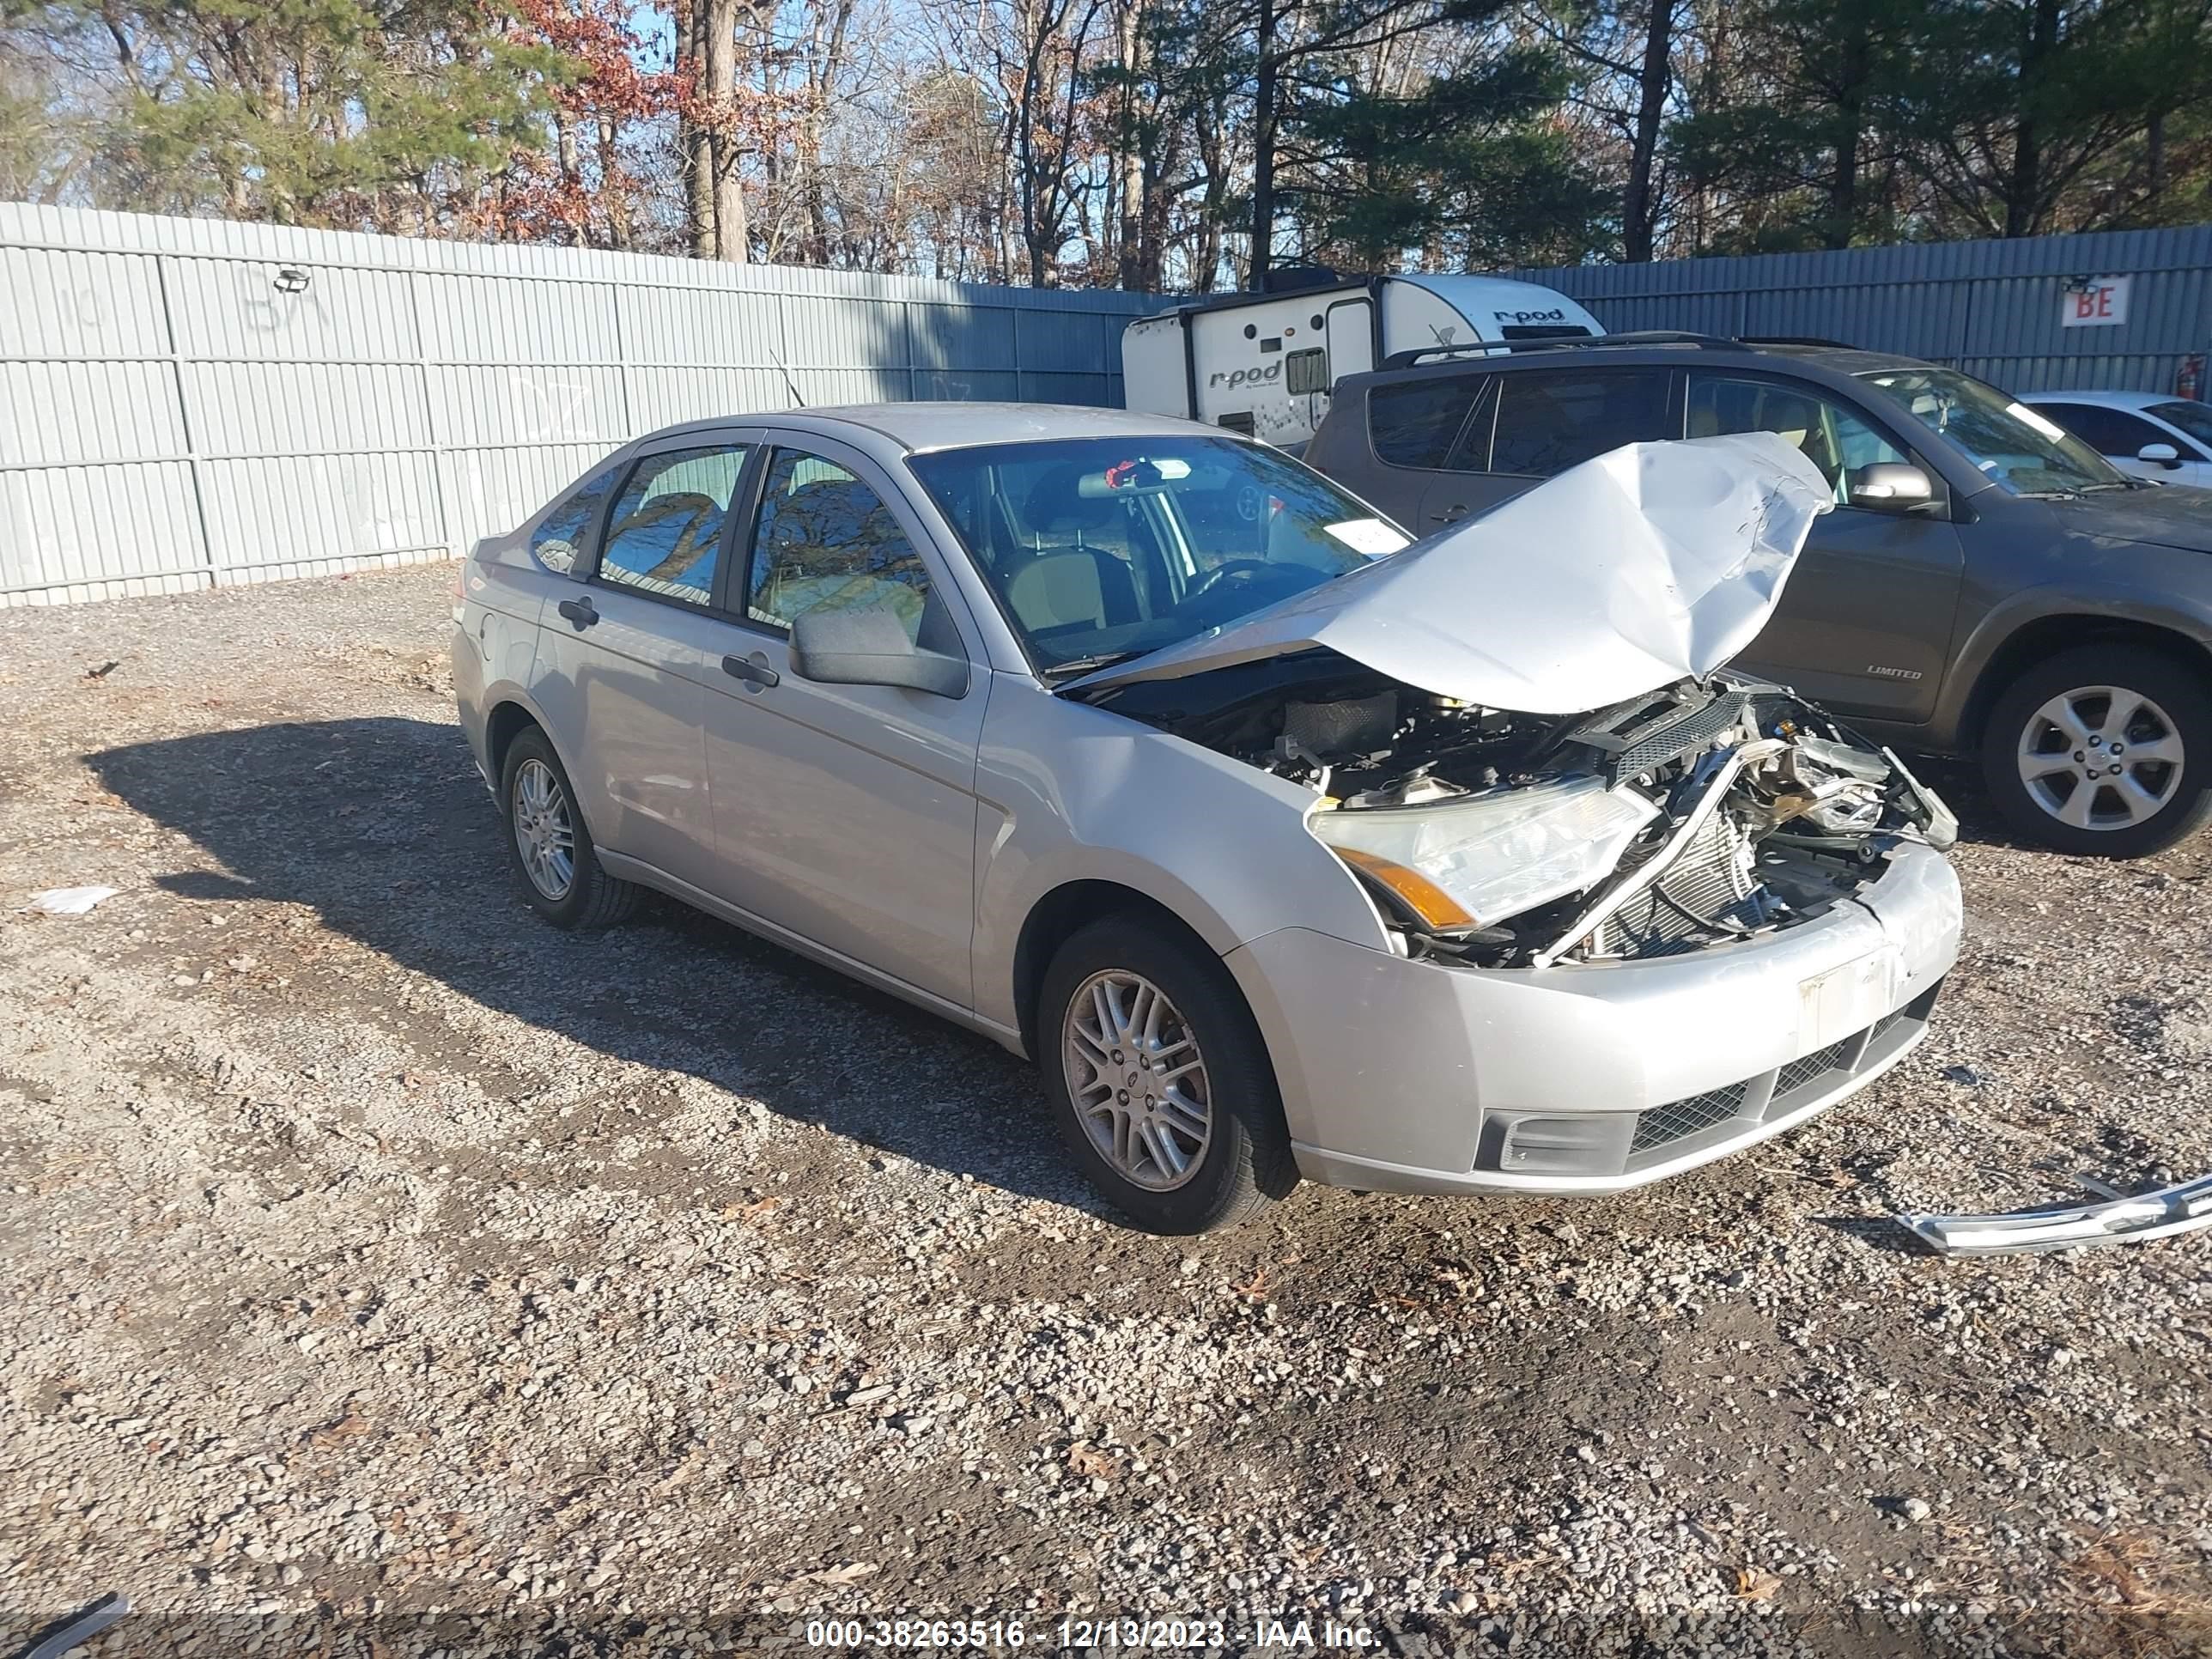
left=1180, top=559, right=1283, bottom=607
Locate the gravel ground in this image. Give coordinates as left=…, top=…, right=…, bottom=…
left=3, top=563, right=2211, bottom=1659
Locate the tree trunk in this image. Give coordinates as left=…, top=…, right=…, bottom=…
left=676, top=0, right=715, bottom=258
left=1249, top=0, right=1277, bottom=288
left=2006, top=0, right=2062, bottom=237
left=1115, top=0, right=1145, bottom=288
left=1825, top=0, right=1869, bottom=249
left=707, top=0, right=747, bottom=262
left=2146, top=111, right=2166, bottom=216
left=599, top=116, right=631, bottom=250
left=1621, top=0, right=1674, bottom=262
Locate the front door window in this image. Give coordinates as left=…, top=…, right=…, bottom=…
left=1686, top=375, right=1917, bottom=509
left=743, top=448, right=936, bottom=640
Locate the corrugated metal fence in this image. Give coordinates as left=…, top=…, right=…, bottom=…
left=1512, top=224, right=2212, bottom=395
left=0, top=204, right=1153, bottom=606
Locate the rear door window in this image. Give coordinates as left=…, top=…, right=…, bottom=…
left=1367, top=375, right=1483, bottom=469
left=595, top=444, right=750, bottom=605
left=1489, top=368, right=1673, bottom=476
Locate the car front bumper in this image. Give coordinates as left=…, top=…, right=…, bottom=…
left=1225, top=840, right=1961, bottom=1196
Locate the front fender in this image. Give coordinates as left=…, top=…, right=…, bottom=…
left=970, top=676, right=1388, bottom=1036
left=1936, top=574, right=2212, bottom=744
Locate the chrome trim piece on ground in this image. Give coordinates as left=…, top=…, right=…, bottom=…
left=1899, top=1173, right=2212, bottom=1256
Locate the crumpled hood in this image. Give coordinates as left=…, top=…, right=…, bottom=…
left=1066, top=433, right=1836, bottom=715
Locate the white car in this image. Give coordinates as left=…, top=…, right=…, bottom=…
left=2022, top=389, right=2212, bottom=488
left=453, top=405, right=1961, bottom=1232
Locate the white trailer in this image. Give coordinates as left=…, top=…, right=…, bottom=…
left=1121, top=273, right=1604, bottom=451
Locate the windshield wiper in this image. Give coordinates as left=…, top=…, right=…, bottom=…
left=1043, top=649, right=1147, bottom=680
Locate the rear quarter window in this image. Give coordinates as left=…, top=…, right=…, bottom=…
left=1367, top=377, right=1481, bottom=469
left=528, top=465, right=623, bottom=574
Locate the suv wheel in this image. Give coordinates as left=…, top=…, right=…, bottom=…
left=1982, top=645, right=2212, bottom=858
left=501, top=726, right=641, bottom=927
left=1039, top=917, right=1297, bottom=1233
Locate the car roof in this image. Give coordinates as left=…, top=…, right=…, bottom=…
left=2020, top=388, right=2175, bottom=410
left=633, top=401, right=1213, bottom=455
left=1341, top=336, right=1934, bottom=391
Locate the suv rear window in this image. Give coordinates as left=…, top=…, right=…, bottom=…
left=1489, top=368, right=1673, bottom=476
left=1367, top=377, right=1480, bottom=469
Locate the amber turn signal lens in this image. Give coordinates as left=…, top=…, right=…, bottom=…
left=1330, top=846, right=1477, bottom=931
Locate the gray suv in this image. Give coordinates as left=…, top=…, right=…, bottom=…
left=1306, top=335, right=2212, bottom=857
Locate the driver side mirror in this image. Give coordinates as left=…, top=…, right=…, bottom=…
left=2139, top=442, right=2183, bottom=471
left=790, top=606, right=969, bottom=699
left=1850, top=461, right=1936, bottom=507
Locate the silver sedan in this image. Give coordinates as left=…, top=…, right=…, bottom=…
left=453, top=404, right=1962, bottom=1232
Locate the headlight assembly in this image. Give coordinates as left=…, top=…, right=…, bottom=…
left=1309, top=775, right=1660, bottom=933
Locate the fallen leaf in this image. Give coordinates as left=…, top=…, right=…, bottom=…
left=807, top=1561, right=878, bottom=1585
left=1734, top=1567, right=1783, bottom=1601
left=305, top=1411, right=371, bottom=1448
left=1067, top=1442, right=1122, bottom=1481
left=721, top=1195, right=787, bottom=1221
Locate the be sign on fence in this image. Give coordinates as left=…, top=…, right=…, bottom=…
left=2061, top=275, right=2132, bottom=328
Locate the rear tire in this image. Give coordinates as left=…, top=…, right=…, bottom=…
left=500, top=726, right=641, bottom=929
left=1038, top=916, right=1297, bottom=1233
left=1981, top=644, right=2212, bottom=858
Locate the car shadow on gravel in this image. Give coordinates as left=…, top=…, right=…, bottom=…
left=88, top=716, right=1093, bottom=1212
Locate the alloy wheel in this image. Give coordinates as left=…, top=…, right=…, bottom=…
left=1062, top=969, right=1212, bottom=1191
left=512, top=757, right=576, bottom=899
left=2015, top=684, right=2185, bottom=833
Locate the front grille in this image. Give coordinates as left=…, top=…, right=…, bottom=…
left=1772, top=1036, right=1855, bottom=1098
left=1589, top=691, right=1753, bottom=787
left=1631, top=1082, right=1748, bottom=1153
left=1629, top=984, right=1944, bottom=1165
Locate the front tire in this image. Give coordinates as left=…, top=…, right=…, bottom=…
left=1039, top=916, right=1297, bottom=1233
left=500, top=726, right=641, bottom=928
left=1981, top=644, right=2212, bottom=858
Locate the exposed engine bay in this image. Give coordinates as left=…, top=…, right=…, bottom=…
left=1077, top=649, right=1958, bottom=969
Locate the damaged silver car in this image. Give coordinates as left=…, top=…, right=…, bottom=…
left=453, top=406, right=1963, bottom=1232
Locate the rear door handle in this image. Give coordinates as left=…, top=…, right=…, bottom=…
left=722, top=653, right=780, bottom=690
left=556, top=596, right=598, bottom=629
left=1435, top=503, right=1469, bottom=525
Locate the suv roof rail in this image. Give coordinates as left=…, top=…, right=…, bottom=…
left=1738, top=335, right=1856, bottom=349
left=1377, top=330, right=1747, bottom=369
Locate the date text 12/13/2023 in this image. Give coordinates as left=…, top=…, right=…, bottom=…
left=805, top=1616, right=1382, bottom=1649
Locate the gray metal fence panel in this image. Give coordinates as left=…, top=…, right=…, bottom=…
left=1511, top=224, right=2212, bottom=395
left=0, top=204, right=1153, bottom=606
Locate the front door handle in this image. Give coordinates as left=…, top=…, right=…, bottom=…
left=1434, top=503, right=1469, bottom=525
left=556, top=596, right=598, bottom=629
left=722, top=653, right=780, bottom=690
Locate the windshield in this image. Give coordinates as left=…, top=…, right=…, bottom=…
left=1856, top=367, right=2129, bottom=495
left=907, top=435, right=1409, bottom=673
left=2148, top=400, right=2212, bottom=451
